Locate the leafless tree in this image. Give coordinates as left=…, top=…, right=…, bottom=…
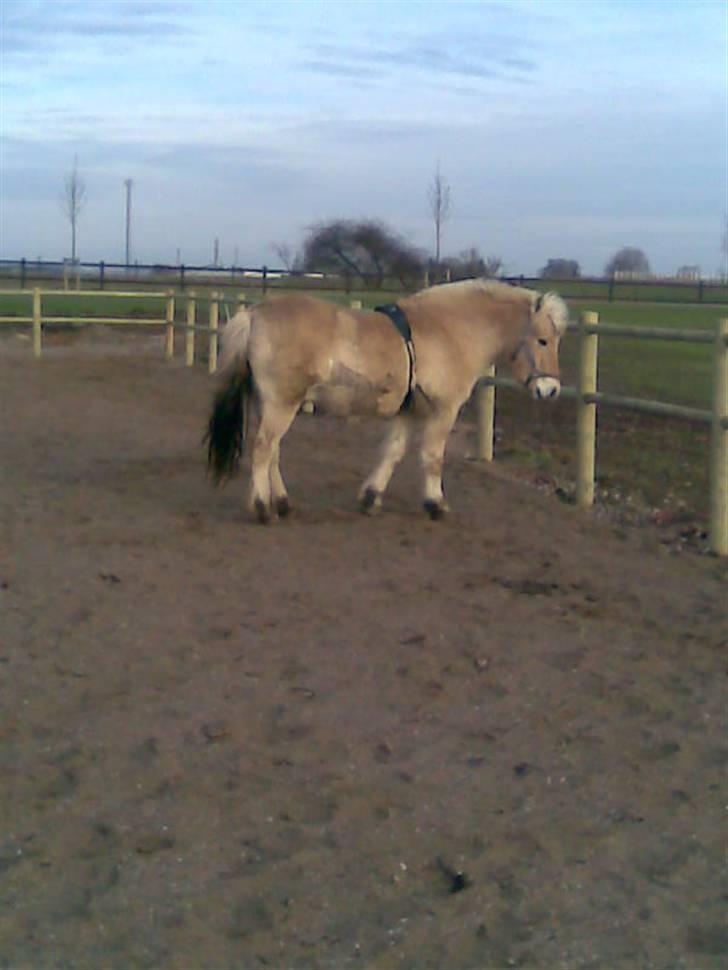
left=438, top=248, right=503, bottom=281
left=428, top=165, right=451, bottom=265
left=482, top=255, right=504, bottom=278
left=272, top=242, right=296, bottom=272
left=62, top=156, right=87, bottom=262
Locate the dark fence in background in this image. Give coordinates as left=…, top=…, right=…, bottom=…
left=1, top=258, right=727, bottom=304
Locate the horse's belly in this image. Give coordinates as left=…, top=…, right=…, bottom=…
left=308, top=369, right=401, bottom=417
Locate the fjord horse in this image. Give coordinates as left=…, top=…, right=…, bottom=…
left=206, top=279, right=568, bottom=521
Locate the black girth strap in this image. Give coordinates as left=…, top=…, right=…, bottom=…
left=375, top=303, right=416, bottom=411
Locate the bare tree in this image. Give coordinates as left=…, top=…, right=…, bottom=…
left=482, top=255, right=504, bottom=278
left=272, top=243, right=297, bottom=272
left=438, top=248, right=503, bottom=281
left=428, top=165, right=451, bottom=265
left=62, top=156, right=87, bottom=262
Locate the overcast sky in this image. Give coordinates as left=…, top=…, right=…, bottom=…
left=1, top=0, right=726, bottom=276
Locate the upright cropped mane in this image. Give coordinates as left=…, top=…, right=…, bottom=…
left=408, top=278, right=569, bottom=335
left=408, top=277, right=524, bottom=303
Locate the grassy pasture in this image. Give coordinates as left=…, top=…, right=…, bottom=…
left=0, top=288, right=170, bottom=321
left=561, top=300, right=720, bottom=410
left=535, top=277, right=728, bottom=304
left=1, top=287, right=725, bottom=532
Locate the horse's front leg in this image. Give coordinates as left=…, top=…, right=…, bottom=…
left=419, top=406, right=458, bottom=519
left=358, top=415, right=410, bottom=514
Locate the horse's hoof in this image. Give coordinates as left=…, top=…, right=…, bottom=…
left=424, top=499, right=448, bottom=521
left=253, top=498, right=271, bottom=524
left=275, top=496, right=291, bottom=518
left=360, top=487, right=382, bottom=515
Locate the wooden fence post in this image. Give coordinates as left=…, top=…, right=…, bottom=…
left=186, top=292, right=196, bottom=367
left=576, top=311, right=599, bottom=507
left=165, top=291, right=175, bottom=360
left=475, top=366, right=496, bottom=461
left=32, top=287, right=42, bottom=358
left=209, top=292, right=219, bottom=374
left=709, top=318, right=728, bottom=555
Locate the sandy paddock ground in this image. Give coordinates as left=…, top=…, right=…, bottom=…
left=1, top=331, right=726, bottom=969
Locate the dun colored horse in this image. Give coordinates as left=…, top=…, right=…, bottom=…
left=206, top=279, right=568, bottom=522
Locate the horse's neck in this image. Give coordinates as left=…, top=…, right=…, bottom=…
left=475, top=310, right=521, bottom=372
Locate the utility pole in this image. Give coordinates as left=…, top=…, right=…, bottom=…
left=124, top=179, right=133, bottom=267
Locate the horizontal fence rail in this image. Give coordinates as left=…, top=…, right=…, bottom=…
left=2, top=289, right=726, bottom=555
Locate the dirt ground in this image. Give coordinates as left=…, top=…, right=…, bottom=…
left=1, top=331, right=726, bottom=970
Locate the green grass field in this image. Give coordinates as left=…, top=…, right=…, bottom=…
left=561, top=300, right=721, bottom=410
left=0, top=288, right=171, bottom=321
left=536, top=278, right=728, bottom=304
left=2, top=286, right=725, bottom=531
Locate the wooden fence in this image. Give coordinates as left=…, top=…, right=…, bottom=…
left=0, top=288, right=243, bottom=370
left=2, top=289, right=727, bottom=555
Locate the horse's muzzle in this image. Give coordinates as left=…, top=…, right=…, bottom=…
left=531, top=376, right=561, bottom=400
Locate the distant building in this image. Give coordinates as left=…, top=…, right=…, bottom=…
left=676, top=265, right=700, bottom=280
left=614, top=270, right=653, bottom=280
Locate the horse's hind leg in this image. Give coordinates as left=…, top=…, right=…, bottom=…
left=420, top=405, right=458, bottom=519
left=269, top=441, right=291, bottom=518
left=358, top=415, right=410, bottom=514
left=249, top=400, right=298, bottom=522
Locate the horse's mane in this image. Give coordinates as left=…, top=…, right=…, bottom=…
left=409, top=278, right=569, bottom=334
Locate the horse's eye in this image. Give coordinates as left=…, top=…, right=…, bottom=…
left=538, top=338, right=548, bottom=347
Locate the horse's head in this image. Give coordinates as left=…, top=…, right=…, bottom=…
left=509, top=292, right=569, bottom=400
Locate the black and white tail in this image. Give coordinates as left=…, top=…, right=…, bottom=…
left=205, top=308, right=253, bottom=483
